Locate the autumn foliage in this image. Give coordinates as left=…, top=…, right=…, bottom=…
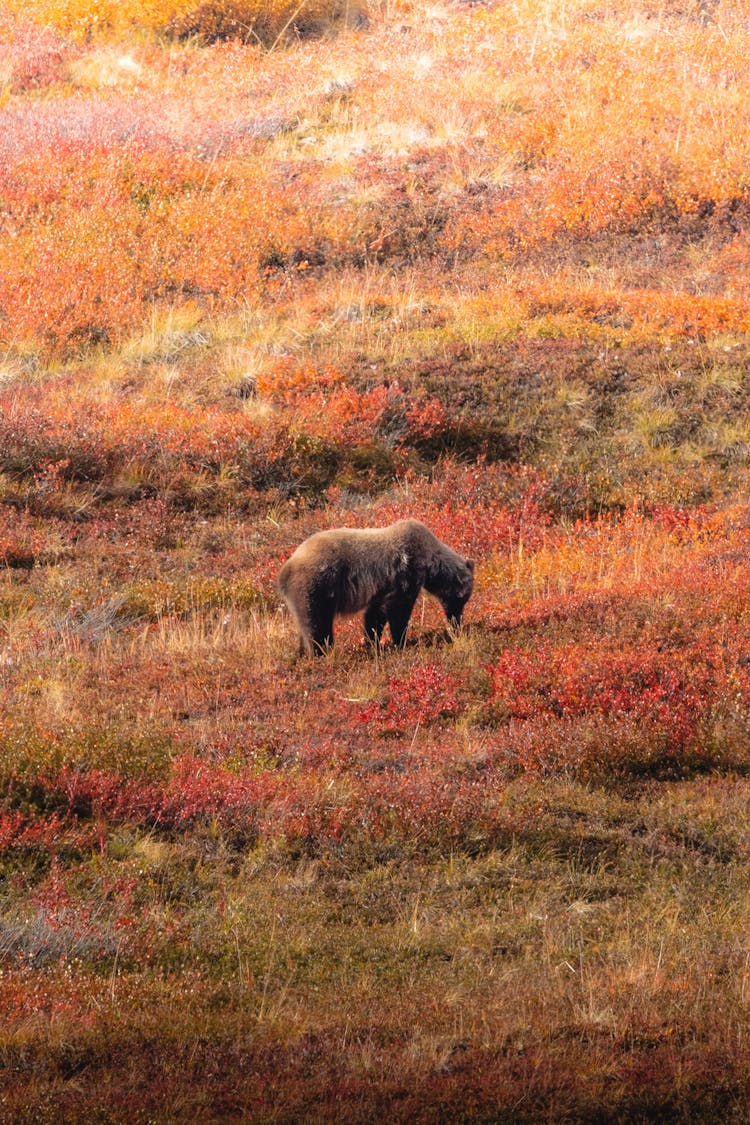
left=4, top=0, right=750, bottom=1121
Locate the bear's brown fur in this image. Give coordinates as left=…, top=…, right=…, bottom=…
left=278, top=519, right=474, bottom=655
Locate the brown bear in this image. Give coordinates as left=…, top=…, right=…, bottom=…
left=278, top=519, right=474, bottom=655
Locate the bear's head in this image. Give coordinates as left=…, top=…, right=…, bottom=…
left=433, top=557, right=474, bottom=629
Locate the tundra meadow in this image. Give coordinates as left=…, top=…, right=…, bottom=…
left=3, top=0, right=750, bottom=1120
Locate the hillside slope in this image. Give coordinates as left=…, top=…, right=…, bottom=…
left=2, top=2, right=750, bottom=1120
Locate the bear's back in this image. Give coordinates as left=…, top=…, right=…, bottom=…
left=289, top=521, right=428, bottom=559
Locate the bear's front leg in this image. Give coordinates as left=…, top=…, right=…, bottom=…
left=364, top=603, right=387, bottom=647
left=386, top=590, right=419, bottom=648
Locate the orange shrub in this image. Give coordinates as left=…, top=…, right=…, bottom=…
left=0, top=144, right=362, bottom=356
left=3, top=0, right=182, bottom=39
left=5, top=0, right=356, bottom=42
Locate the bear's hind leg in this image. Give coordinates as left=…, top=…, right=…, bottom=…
left=364, top=603, right=387, bottom=647
left=309, top=603, right=335, bottom=655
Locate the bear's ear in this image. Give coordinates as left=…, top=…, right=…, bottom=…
left=466, top=559, right=475, bottom=571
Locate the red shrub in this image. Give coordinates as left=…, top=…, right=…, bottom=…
left=360, top=663, right=465, bottom=735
